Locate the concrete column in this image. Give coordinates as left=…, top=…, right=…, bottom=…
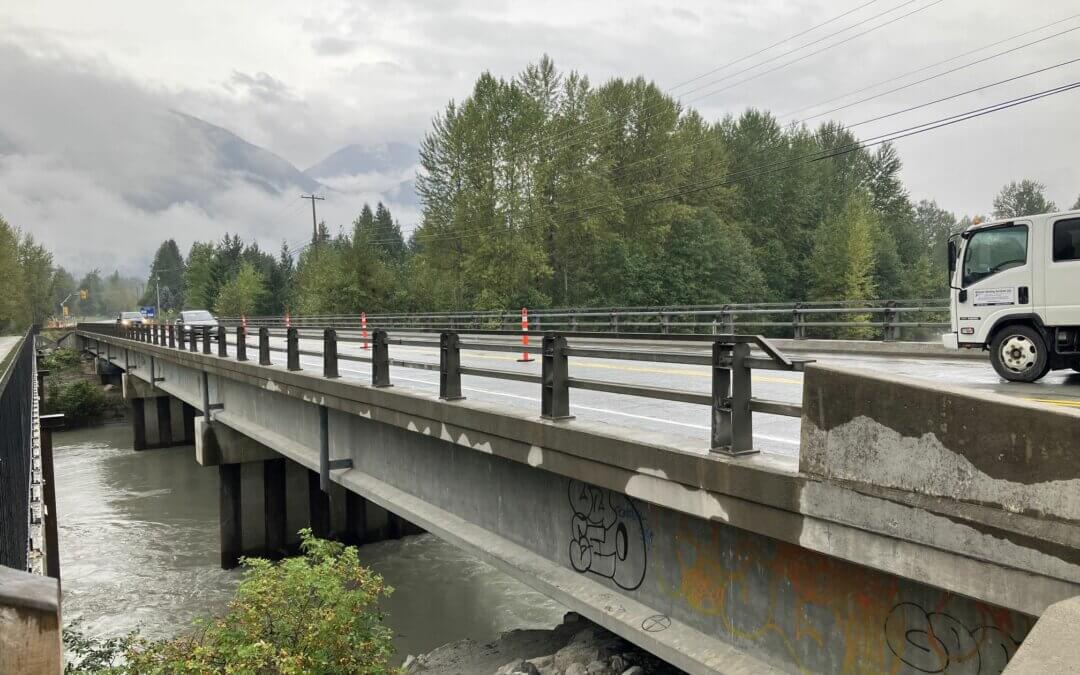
left=307, top=470, right=330, bottom=539
left=131, top=398, right=147, bottom=451
left=346, top=490, right=368, bottom=545
left=219, top=463, right=242, bottom=569
left=263, top=459, right=287, bottom=557
left=182, top=402, right=196, bottom=444
left=156, top=396, right=173, bottom=446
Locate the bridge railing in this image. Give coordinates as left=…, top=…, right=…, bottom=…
left=79, top=322, right=812, bottom=456
left=218, top=299, right=949, bottom=342
left=0, top=329, right=37, bottom=571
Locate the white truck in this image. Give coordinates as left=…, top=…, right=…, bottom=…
left=943, top=209, right=1080, bottom=381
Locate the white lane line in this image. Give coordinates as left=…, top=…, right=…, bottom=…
left=325, top=361, right=800, bottom=446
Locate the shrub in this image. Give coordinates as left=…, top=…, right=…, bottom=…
left=47, top=379, right=106, bottom=424
left=120, top=530, right=394, bottom=673
left=42, top=347, right=82, bottom=372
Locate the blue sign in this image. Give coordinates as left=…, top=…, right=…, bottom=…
left=140, top=306, right=156, bottom=318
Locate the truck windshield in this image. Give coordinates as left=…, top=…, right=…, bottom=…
left=962, top=224, right=1027, bottom=287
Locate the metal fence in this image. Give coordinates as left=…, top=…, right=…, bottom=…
left=219, top=299, right=949, bottom=341
left=0, top=330, right=36, bottom=570
left=79, top=322, right=814, bottom=457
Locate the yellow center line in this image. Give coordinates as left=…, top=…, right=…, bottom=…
left=1024, top=396, right=1080, bottom=409
left=366, top=343, right=804, bottom=385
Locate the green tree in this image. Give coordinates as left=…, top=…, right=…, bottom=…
left=75, top=270, right=106, bottom=317
left=809, top=194, right=877, bottom=303
left=992, top=179, right=1057, bottom=218
left=51, top=267, right=77, bottom=318
left=141, top=239, right=186, bottom=315
left=214, top=261, right=266, bottom=317
left=184, top=242, right=217, bottom=309
left=18, top=233, right=54, bottom=324
left=0, top=216, right=26, bottom=330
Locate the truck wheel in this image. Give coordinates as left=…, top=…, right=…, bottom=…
left=990, top=325, right=1048, bottom=382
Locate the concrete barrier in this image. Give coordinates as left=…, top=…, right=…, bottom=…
left=800, top=363, right=1080, bottom=522
left=1005, top=596, right=1080, bottom=673
left=0, top=566, right=61, bottom=674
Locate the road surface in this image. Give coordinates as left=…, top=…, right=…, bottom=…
left=228, top=332, right=1080, bottom=459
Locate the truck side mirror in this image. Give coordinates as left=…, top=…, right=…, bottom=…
left=947, top=240, right=957, bottom=273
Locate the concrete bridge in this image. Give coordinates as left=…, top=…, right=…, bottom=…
left=75, top=323, right=1080, bottom=674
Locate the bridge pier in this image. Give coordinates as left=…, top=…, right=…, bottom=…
left=122, top=373, right=195, bottom=451
left=195, top=418, right=420, bottom=568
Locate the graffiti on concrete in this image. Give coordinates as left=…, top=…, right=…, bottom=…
left=568, top=480, right=647, bottom=590
left=651, top=511, right=1031, bottom=674
left=885, top=602, right=1020, bottom=674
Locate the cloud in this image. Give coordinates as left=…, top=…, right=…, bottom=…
left=311, top=36, right=359, bottom=57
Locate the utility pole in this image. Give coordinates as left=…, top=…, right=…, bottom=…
left=300, top=193, right=325, bottom=243
left=155, top=271, right=161, bottom=321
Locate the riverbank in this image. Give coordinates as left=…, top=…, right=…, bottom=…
left=403, top=612, right=683, bottom=675
left=41, top=345, right=126, bottom=426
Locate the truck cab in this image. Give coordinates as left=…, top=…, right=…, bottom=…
left=943, top=209, right=1080, bottom=381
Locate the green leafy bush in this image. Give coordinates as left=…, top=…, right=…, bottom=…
left=43, top=347, right=82, bottom=372
left=47, top=380, right=106, bottom=424
left=65, top=530, right=395, bottom=674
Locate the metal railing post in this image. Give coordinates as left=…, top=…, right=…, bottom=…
left=711, top=341, right=732, bottom=451
left=236, top=326, right=247, bottom=361
left=793, top=303, right=805, bottom=340
left=660, top=312, right=670, bottom=334
left=609, top=311, right=618, bottom=333
left=168, top=324, right=175, bottom=348
left=202, top=326, right=212, bottom=354
left=730, top=343, right=754, bottom=454
left=721, top=305, right=734, bottom=335
left=259, top=328, right=271, bottom=366
left=372, top=330, right=391, bottom=387
left=287, top=327, right=300, bottom=371
left=711, top=341, right=756, bottom=456
left=323, top=329, right=339, bottom=378
left=439, top=331, right=464, bottom=401
left=217, top=326, right=227, bottom=357
left=883, top=301, right=899, bottom=341
left=541, top=334, right=573, bottom=420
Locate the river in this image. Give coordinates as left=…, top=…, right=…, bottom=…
left=54, top=423, right=566, bottom=662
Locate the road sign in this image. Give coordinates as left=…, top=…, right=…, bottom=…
left=140, top=306, right=156, bottom=318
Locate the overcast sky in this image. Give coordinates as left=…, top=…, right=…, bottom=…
left=2, top=0, right=1079, bottom=275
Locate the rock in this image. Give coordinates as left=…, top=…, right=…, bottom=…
left=608, top=655, right=628, bottom=672
left=621, top=667, right=644, bottom=675
left=401, top=655, right=423, bottom=672
left=586, top=659, right=613, bottom=675
left=514, top=661, right=542, bottom=675
left=564, top=664, right=588, bottom=675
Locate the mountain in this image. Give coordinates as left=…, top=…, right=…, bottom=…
left=167, top=112, right=323, bottom=202
left=304, top=142, right=420, bottom=210
left=304, top=142, right=418, bottom=179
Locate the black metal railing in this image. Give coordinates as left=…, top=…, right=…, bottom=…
left=0, top=329, right=36, bottom=570
left=78, top=322, right=812, bottom=456
left=217, top=299, right=949, bottom=342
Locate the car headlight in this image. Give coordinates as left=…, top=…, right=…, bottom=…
left=184, top=324, right=192, bottom=330
left=122, top=320, right=130, bottom=325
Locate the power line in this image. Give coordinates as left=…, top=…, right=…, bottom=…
left=777, top=11, right=1080, bottom=120
left=666, top=0, right=886, bottom=92
left=539, top=0, right=943, bottom=159
left=791, top=22, right=1080, bottom=125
